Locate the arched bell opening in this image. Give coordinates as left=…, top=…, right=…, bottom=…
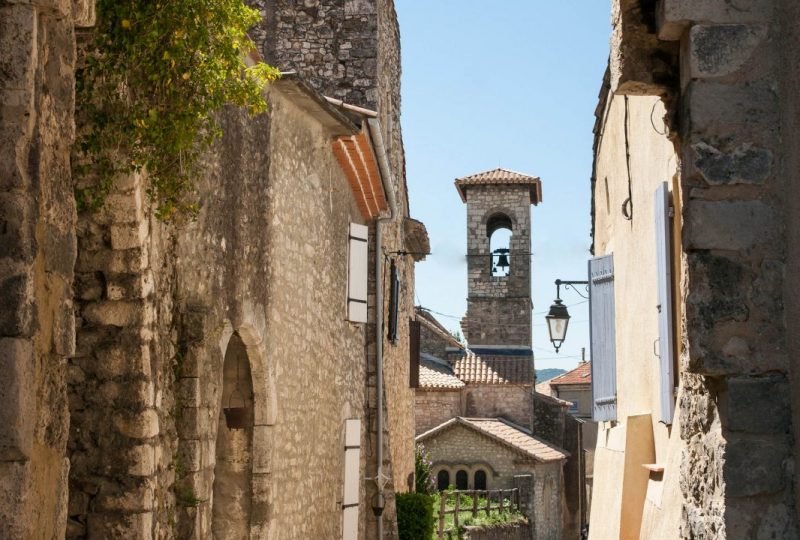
left=212, top=333, right=254, bottom=539
left=486, top=213, right=513, bottom=277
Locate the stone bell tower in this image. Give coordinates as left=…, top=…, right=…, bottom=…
left=454, top=168, right=542, bottom=348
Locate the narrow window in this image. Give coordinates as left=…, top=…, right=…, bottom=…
left=437, top=470, right=450, bottom=491
left=388, top=260, right=400, bottom=343
left=456, top=470, right=468, bottom=490
left=487, top=213, right=512, bottom=277
left=474, top=470, right=487, bottom=490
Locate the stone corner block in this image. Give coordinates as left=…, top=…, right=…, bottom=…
left=686, top=24, right=767, bottom=80
left=685, top=199, right=776, bottom=251
left=658, top=0, right=773, bottom=41
left=0, top=338, right=34, bottom=460
left=113, top=409, right=160, bottom=439
left=725, top=375, right=790, bottom=434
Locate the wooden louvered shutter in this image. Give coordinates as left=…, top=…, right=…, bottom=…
left=388, top=261, right=400, bottom=343
left=409, top=319, right=420, bottom=388
left=655, top=183, right=676, bottom=424
left=342, top=419, right=361, bottom=540
left=348, top=224, right=369, bottom=323
left=589, top=254, right=617, bottom=422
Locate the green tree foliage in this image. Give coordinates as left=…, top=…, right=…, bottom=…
left=74, top=0, right=280, bottom=220
left=396, top=492, right=435, bottom=540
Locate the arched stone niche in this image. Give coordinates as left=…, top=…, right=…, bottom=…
left=212, top=320, right=275, bottom=538
left=212, top=333, right=254, bottom=539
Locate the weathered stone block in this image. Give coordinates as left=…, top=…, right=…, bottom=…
left=177, top=407, right=211, bottom=440
left=252, top=425, right=273, bottom=473
left=95, top=480, right=154, bottom=512
left=690, top=141, right=773, bottom=185
left=686, top=25, right=767, bottom=79
left=0, top=461, right=32, bottom=539
left=685, top=200, right=776, bottom=250
left=53, top=297, right=76, bottom=357
left=113, top=409, right=160, bottom=439
left=0, top=192, right=36, bottom=264
left=725, top=375, right=790, bottom=434
left=685, top=81, right=779, bottom=137
left=0, top=338, right=34, bottom=460
left=82, top=300, right=143, bottom=327
left=0, top=274, right=33, bottom=337
left=178, top=377, right=201, bottom=407
left=110, top=220, right=149, bottom=251
left=127, top=444, right=155, bottom=477
left=657, top=0, right=773, bottom=40
left=87, top=510, right=153, bottom=540
left=100, top=192, right=144, bottom=225
left=724, top=436, right=788, bottom=496
left=178, top=440, right=203, bottom=472
left=73, top=0, right=96, bottom=27
left=0, top=5, right=36, bottom=93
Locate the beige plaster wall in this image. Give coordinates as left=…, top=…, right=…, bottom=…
left=589, top=94, right=683, bottom=539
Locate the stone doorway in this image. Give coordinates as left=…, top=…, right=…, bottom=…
left=212, top=333, right=254, bottom=539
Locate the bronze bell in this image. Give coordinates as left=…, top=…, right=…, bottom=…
left=494, top=248, right=510, bottom=271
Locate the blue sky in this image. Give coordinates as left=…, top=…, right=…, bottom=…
left=397, top=1, right=612, bottom=371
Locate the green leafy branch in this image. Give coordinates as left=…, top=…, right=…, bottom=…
left=74, top=0, right=280, bottom=220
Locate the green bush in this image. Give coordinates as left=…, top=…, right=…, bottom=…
left=396, top=492, right=435, bottom=540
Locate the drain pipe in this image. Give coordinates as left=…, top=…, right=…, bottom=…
left=367, top=117, right=397, bottom=539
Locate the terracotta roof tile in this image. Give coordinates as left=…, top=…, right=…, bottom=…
left=417, top=417, right=569, bottom=462
left=452, top=352, right=533, bottom=385
left=419, top=355, right=465, bottom=390
left=454, top=168, right=542, bottom=204
left=550, top=362, right=592, bottom=386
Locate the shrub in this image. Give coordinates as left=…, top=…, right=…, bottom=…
left=415, top=443, right=434, bottom=494
left=396, top=492, right=435, bottom=540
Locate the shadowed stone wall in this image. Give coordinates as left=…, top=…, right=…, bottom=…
left=0, top=0, right=92, bottom=537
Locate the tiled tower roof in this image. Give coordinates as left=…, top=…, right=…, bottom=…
left=454, top=167, right=542, bottom=204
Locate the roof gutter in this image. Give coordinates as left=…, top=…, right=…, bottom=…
left=366, top=117, right=397, bottom=538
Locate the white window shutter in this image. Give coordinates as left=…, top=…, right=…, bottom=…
left=589, top=254, right=617, bottom=422
left=348, top=224, right=369, bottom=323
left=342, top=419, right=361, bottom=540
left=655, top=183, right=675, bottom=425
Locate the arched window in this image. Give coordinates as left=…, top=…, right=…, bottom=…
left=487, top=213, right=512, bottom=277
left=456, top=470, right=468, bottom=490
left=437, top=470, right=450, bottom=491
left=474, top=469, right=487, bottom=490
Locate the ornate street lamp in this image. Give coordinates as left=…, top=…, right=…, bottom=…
left=546, top=279, right=588, bottom=353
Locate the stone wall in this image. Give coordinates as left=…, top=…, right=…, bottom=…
left=416, top=390, right=462, bottom=435
left=463, top=385, right=532, bottom=431
left=464, top=522, right=532, bottom=540
left=599, top=0, right=800, bottom=536
left=0, top=0, right=92, bottom=537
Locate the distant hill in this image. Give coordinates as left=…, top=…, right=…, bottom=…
left=535, top=368, right=566, bottom=383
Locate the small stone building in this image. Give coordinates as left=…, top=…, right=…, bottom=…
left=418, top=417, right=568, bottom=540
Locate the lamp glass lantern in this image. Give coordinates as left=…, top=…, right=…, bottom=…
left=545, top=298, right=571, bottom=353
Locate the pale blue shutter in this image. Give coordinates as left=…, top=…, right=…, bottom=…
left=655, top=183, right=675, bottom=424
left=589, top=254, right=617, bottom=421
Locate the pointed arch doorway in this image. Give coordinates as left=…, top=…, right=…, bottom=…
left=212, top=333, right=254, bottom=539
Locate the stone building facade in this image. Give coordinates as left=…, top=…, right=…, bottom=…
left=587, top=1, right=800, bottom=538
left=2, top=0, right=426, bottom=538
left=418, top=418, right=567, bottom=540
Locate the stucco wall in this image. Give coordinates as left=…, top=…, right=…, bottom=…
left=589, top=94, right=682, bottom=540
